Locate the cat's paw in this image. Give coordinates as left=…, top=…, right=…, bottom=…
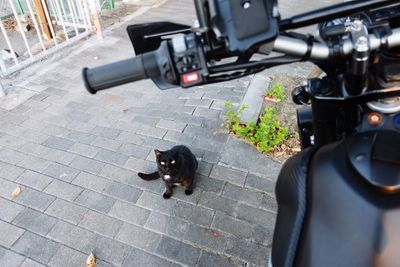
left=185, top=189, right=193, bottom=195
left=163, top=192, right=172, bottom=199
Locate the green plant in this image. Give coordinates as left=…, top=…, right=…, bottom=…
left=224, top=102, right=288, bottom=153
left=266, top=80, right=286, bottom=101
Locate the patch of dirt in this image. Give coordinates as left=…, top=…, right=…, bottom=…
left=263, top=74, right=305, bottom=162
left=99, top=1, right=140, bottom=28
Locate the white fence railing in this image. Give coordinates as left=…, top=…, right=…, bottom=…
left=0, top=0, right=101, bottom=77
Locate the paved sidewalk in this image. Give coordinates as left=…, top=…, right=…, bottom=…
left=0, top=0, right=343, bottom=266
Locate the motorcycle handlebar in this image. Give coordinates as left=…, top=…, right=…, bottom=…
left=273, top=28, right=400, bottom=60
left=82, top=51, right=160, bottom=94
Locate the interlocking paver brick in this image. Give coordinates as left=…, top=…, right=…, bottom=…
left=144, top=211, right=169, bottom=234
left=68, top=142, right=100, bottom=158
left=156, top=236, right=201, bottom=266
left=223, top=183, right=264, bottom=207
left=117, top=143, right=152, bottom=159
left=225, top=236, right=269, bottom=266
left=12, top=208, right=57, bottom=236
left=42, top=163, right=80, bottom=183
left=199, top=191, right=237, bottom=216
left=0, top=220, right=25, bottom=247
left=156, top=119, right=187, bottom=132
left=45, top=198, right=87, bottom=225
left=41, top=149, right=76, bottom=165
left=70, top=155, right=105, bottom=175
left=44, top=179, right=83, bottom=201
left=108, top=200, right=150, bottom=225
left=184, top=99, right=213, bottom=108
left=212, top=211, right=254, bottom=239
left=91, top=126, right=121, bottom=139
left=0, top=197, right=25, bottom=222
left=197, top=251, right=242, bottom=267
left=91, top=136, right=122, bottom=151
left=122, top=247, right=173, bottom=267
left=48, top=246, right=86, bottom=267
left=72, top=171, right=110, bottom=191
left=137, top=191, right=177, bottom=214
left=75, top=190, right=116, bottom=213
left=20, top=258, right=46, bottom=267
left=79, top=210, right=123, bottom=238
left=16, top=170, right=53, bottom=191
left=245, top=173, right=275, bottom=194
left=115, top=223, right=162, bottom=252
left=0, top=148, right=25, bottom=164
left=94, top=149, right=129, bottom=166
left=0, top=162, right=25, bottom=181
left=42, top=136, right=74, bottom=151
left=13, top=187, right=55, bottom=212
left=46, top=221, right=94, bottom=251
left=210, top=165, right=247, bottom=186
left=0, top=247, right=25, bottom=266
left=103, top=182, right=143, bottom=203
left=12, top=231, right=60, bottom=265
left=16, top=155, right=52, bottom=173
left=184, top=224, right=228, bottom=253
left=171, top=201, right=214, bottom=227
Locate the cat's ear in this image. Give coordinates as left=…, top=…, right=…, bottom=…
left=154, top=149, right=162, bottom=157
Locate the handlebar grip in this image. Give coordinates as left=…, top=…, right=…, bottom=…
left=82, top=55, right=149, bottom=94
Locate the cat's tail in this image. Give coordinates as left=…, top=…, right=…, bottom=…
left=138, top=172, right=160, bottom=180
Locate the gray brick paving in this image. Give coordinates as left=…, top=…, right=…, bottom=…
left=94, top=149, right=129, bottom=166
left=20, top=258, right=46, bottom=267
left=108, top=200, right=150, bottom=225
left=0, top=197, right=25, bottom=222
left=12, top=231, right=60, bottom=265
left=156, top=236, right=201, bottom=266
left=68, top=142, right=100, bottom=158
left=13, top=187, right=55, bottom=212
left=115, top=222, right=162, bottom=252
left=44, top=179, right=83, bottom=201
left=0, top=247, right=25, bottom=267
left=45, top=198, right=88, bottom=225
left=122, top=247, right=173, bottom=267
left=0, top=162, right=25, bottom=181
left=12, top=208, right=57, bottom=236
left=197, top=251, right=242, bottom=267
left=79, top=210, right=123, bottom=238
left=42, top=162, right=80, bottom=182
left=210, top=165, right=248, bottom=186
left=15, top=170, right=53, bottom=191
left=70, top=155, right=105, bottom=175
left=42, top=136, right=75, bottom=151
left=184, top=224, right=228, bottom=253
left=0, top=220, right=25, bottom=247
left=75, top=190, right=116, bottom=213
left=47, top=246, right=86, bottom=267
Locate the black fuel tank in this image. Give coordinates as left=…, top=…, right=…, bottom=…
left=295, top=131, right=400, bottom=267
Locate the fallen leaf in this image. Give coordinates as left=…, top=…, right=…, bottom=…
left=86, top=252, right=96, bottom=267
left=11, top=185, right=21, bottom=198
left=122, top=109, right=129, bottom=113
left=264, top=95, right=280, bottom=103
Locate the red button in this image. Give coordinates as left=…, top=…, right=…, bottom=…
left=182, top=72, right=200, bottom=85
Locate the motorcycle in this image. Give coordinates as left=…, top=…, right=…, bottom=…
left=82, top=0, right=400, bottom=266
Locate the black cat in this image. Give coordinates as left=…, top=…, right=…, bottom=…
left=138, top=145, right=198, bottom=199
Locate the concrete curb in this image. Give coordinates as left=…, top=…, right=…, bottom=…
left=239, top=70, right=271, bottom=124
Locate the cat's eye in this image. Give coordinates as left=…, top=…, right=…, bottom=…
left=171, top=160, right=176, bottom=164
left=160, top=161, right=166, bottom=165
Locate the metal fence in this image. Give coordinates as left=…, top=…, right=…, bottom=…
left=0, top=0, right=101, bottom=76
